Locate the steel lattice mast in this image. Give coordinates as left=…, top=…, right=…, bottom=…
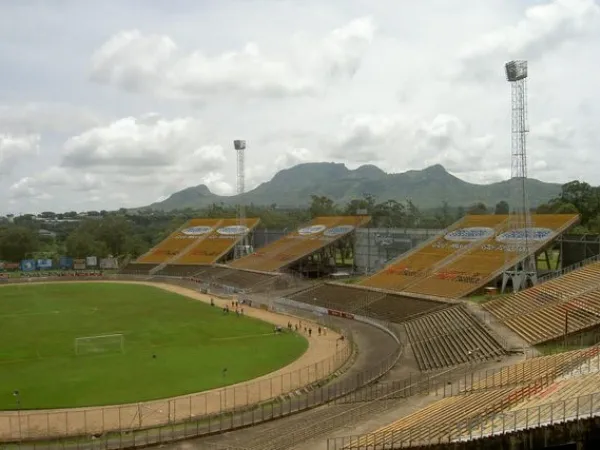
left=501, top=60, right=537, bottom=293
left=233, top=139, right=247, bottom=259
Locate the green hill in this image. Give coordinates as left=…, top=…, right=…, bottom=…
left=145, top=163, right=562, bottom=211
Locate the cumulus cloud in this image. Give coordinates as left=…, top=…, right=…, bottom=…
left=89, top=17, right=375, bottom=100
left=0, top=134, right=40, bottom=175
left=327, top=114, right=496, bottom=173
left=455, top=0, right=600, bottom=81
left=0, top=103, right=102, bottom=135
left=62, top=115, right=226, bottom=171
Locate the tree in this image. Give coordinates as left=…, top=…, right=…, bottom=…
left=65, top=232, right=108, bottom=258
left=494, top=201, right=509, bottom=215
left=309, top=195, right=337, bottom=218
left=467, top=202, right=488, bottom=215
left=0, top=227, right=38, bottom=261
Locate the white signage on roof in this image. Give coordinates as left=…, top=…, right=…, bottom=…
left=298, top=225, right=327, bottom=235
left=444, top=227, right=495, bottom=242
left=217, top=225, right=249, bottom=236
left=496, top=227, right=554, bottom=244
left=323, top=225, right=355, bottom=237
left=181, top=226, right=214, bottom=236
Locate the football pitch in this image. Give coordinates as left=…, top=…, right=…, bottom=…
left=0, top=282, right=308, bottom=410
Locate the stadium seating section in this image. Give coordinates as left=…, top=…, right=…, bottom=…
left=133, top=218, right=259, bottom=267
left=359, top=214, right=578, bottom=299
left=170, top=218, right=260, bottom=265
left=189, top=265, right=277, bottom=291
left=484, top=262, right=600, bottom=344
left=229, top=216, right=370, bottom=272
left=288, top=283, right=444, bottom=323
left=405, top=304, right=506, bottom=371
left=345, top=345, right=600, bottom=448
left=119, top=263, right=157, bottom=274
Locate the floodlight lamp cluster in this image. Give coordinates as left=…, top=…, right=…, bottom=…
left=505, top=60, right=528, bottom=82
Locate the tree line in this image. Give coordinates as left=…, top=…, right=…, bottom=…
left=1, top=180, right=598, bottom=263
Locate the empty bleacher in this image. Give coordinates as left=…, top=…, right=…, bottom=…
left=484, top=261, right=600, bottom=320
left=338, top=345, right=600, bottom=448
left=135, top=218, right=223, bottom=265
left=229, top=216, right=370, bottom=272
left=288, top=283, right=444, bottom=323
left=188, top=265, right=277, bottom=291
left=359, top=214, right=579, bottom=299
left=344, top=388, right=514, bottom=448
left=119, top=262, right=157, bottom=275
left=170, top=218, right=260, bottom=265
left=474, top=371, right=600, bottom=437
left=470, top=346, right=600, bottom=390
left=403, top=214, right=579, bottom=299
left=405, top=304, right=506, bottom=371
left=501, top=290, right=600, bottom=344
left=359, top=215, right=509, bottom=293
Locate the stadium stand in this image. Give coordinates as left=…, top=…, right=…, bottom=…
left=342, top=346, right=600, bottom=448
left=119, top=262, right=157, bottom=275
left=229, top=215, right=370, bottom=272
left=168, top=217, right=260, bottom=266
left=470, top=346, right=600, bottom=390
left=484, top=261, right=600, bottom=321
left=501, top=290, right=600, bottom=344
left=359, top=214, right=579, bottom=299
left=344, top=388, right=515, bottom=448
left=288, top=283, right=444, bottom=323
left=189, top=265, right=277, bottom=291
left=405, top=304, right=506, bottom=371
left=482, top=262, right=600, bottom=344
left=135, top=218, right=225, bottom=265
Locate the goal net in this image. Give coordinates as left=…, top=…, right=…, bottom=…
left=75, top=334, right=124, bottom=356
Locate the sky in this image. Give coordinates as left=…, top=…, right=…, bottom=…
left=0, top=0, right=599, bottom=214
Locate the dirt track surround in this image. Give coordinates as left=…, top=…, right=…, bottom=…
left=0, top=276, right=352, bottom=442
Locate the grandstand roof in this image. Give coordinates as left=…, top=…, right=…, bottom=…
left=229, top=215, right=371, bottom=272
left=136, top=217, right=260, bottom=265
left=360, top=214, right=579, bottom=299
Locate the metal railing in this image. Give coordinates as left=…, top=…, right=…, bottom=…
left=326, top=389, right=600, bottom=449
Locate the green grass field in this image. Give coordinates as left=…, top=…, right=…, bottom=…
left=0, top=283, right=307, bottom=410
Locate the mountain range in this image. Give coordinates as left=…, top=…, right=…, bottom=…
left=144, top=163, right=562, bottom=211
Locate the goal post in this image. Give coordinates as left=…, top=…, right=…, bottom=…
left=75, top=334, right=124, bottom=356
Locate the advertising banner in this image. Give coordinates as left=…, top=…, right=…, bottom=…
left=59, top=256, right=73, bottom=270
left=37, top=259, right=53, bottom=270
left=73, top=259, right=86, bottom=270
left=21, top=259, right=36, bottom=272
left=99, top=257, right=118, bottom=269
left=86, top=256, right=98, bottom=267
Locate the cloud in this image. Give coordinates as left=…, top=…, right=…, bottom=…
left=0, top=103, right=102, bottom=135
left=89, top=17, right=375, bottom=100
left=455, top=0, right=600, bottom=81
left=327, top=113, right=496, bottom=172
left=62, top=115, right=226, bottom=171
left=0, top=134, right=40, bottom=175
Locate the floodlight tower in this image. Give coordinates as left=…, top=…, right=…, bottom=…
left=233, top=140, right=247, bottom=258
left=501, top=60, right=537, bottom=293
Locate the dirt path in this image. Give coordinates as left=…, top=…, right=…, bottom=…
left=0, top=280, right=350, bottom=441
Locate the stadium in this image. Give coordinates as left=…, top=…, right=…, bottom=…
left=3, top=64, right=600, bottom=450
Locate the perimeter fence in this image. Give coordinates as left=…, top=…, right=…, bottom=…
left=0, top=275, right=403, bottom=450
